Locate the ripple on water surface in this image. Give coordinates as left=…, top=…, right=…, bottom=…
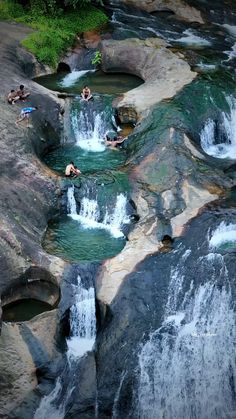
left=43, top=217, right=126, bottom=262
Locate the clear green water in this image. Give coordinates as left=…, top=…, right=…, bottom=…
left=35, top=70, right=143, bottom=95
left=2, top=299, right=53, bottom=322
left=43, top=216, right=126, bottom=262
left=44, top=145, right=126, bottom=174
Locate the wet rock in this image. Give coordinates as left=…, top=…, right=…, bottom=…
left=101, top=38, right=197, bottom=119
left=109, top=0, right=203, bottom=23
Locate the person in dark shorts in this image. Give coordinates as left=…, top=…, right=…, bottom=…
left=81, top=86, right=93, bottom=101
left=17, top=85, right=30, bottom=101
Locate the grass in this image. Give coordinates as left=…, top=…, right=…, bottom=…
left=0, top=1, right=108, bottom=68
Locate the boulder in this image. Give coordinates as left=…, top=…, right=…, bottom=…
left=101, top=38, right=197, bottom=120
left=108, top=0, right=203, bottom=23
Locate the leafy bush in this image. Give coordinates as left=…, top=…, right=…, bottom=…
left=92, top=50, right=102, bottom=66
left=0, top=1, right=108, bottom=68
left=0, top=0, right=24, bottom=19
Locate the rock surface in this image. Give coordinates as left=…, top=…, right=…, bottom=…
left=0, top=21, right=69, bottom=415
left=109, top=0, right=203, bottom=22
left=101, top=38, right=197, bottom=119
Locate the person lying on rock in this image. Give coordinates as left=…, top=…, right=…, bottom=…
left=17, top=84, right=30, bottom=101
left=65, top=161, right=81, bottom=177
left=81, top=85, right=93, bottom=101
left=7, top=89, right=20, bottom=104
left=15, top=106, right=38, bottom=127
left=105, top=134, right=127, bottom=149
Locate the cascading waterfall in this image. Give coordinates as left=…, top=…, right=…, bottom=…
left=200, top=96, right=236, bottom=158
left=137, top=235, right=236, bottom=419
left=71, top=109, right=109, bottom=152
left=67, top=186, right=130, bottom=238
left=60, top=70, right=95, bottom=88
left=34, top=275, right=96, bottom=419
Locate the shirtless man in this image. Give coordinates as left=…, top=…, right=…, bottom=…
left=105, top=135, right=127, bottom=149
left=17, top=85, right=30, bottom=101
left=65, top=162, right=81, bottom=177
left=81, top=86, right=92, bottom=101
left=7, top=89, right=19, bottom=104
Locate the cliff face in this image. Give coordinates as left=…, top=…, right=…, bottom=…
left=0, top=22, right=69, bottom=416
left=0, top=22, right=66, bottom=293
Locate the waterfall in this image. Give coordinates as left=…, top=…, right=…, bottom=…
left=200, top=96, right=236, bottom=159
left=67, top=185, right=77, bottom=215
left=71, top=109, right=108, bottom=152
left=67, top=186, right=130, bottom=238
left=34, top=275, right=96, bottom=419
left=67, top=275, right=96, bottom=360
left=137, top=241, right=236, bottom=419
left=60, top=70, right=95, bottom=88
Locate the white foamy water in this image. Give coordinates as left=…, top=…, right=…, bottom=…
left=71, top=110, right=107, bottom=152
left=138, top=254, right=236, bottom=419
left=200, top=96, right=236, bottom=159
left=34, top=275, right=96, bottom=418
left=60, top=70, right=94, bottom=88
left=172, top=29, right=211, bottom=47
left=68, top=190, right=130, bottom=239
left=222, top=24, right=236, bottom=38
left=224, top=42, right=236, bottom=62
left=67, top=275, right=96, bottom=361
left=209, top=222, right=236, bottom=249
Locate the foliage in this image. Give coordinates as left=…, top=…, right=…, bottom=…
left=0, top=0, right=108, bottom=68
left=0, top=0, right=24, bottom=19
left=65, top=0, right=103, bottom=8
left=91, top=50, right=102, bottom=66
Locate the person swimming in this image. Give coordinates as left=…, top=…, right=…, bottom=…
left=81, top=86, right=93, bottom=101
left=105, top=134, right=127, bottom=149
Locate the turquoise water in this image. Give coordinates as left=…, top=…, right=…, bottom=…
left=44, top=145, right=126, bottom=174
left=43, top=216, right=126, bottom=262
left=35, top=70, right=143, bottom=96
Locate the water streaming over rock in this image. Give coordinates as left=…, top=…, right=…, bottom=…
left=34, top=275, right=96, bottom=419
left=67, top=186, right=130, bottom=238
left=60, top=70, right=95, bottom=88
left=137, top=232, right=236, bottom=419
left=200, top=96, right=236, bottom=159
left=71, top=104, right=114, bottom=152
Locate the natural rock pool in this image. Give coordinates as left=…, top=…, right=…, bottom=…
left=39, top=71, right=138, bottom=262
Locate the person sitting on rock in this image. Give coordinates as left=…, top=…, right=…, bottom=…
left=73, top=165, right=81, bottom=176
left=7, top=89, right=19, bottom=104
left=17, top=84, right=30, bottom=101
left=65, top=161, right=81, bottom=177
left=81, top=85, right=93, bottom=101
left=15, top=106, right=38, bottom=127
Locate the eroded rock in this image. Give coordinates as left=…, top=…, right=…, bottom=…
left=101, top=38, right=197, bottom=119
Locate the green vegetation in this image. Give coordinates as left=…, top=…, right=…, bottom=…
left=0, top=0, right=108, bottom=68
left=91, top=50, right=102, bottom=66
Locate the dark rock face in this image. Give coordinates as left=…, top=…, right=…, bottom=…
left=96, top=201, right=236, bottom=417
left=0, top=22, right=66, bottom=296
